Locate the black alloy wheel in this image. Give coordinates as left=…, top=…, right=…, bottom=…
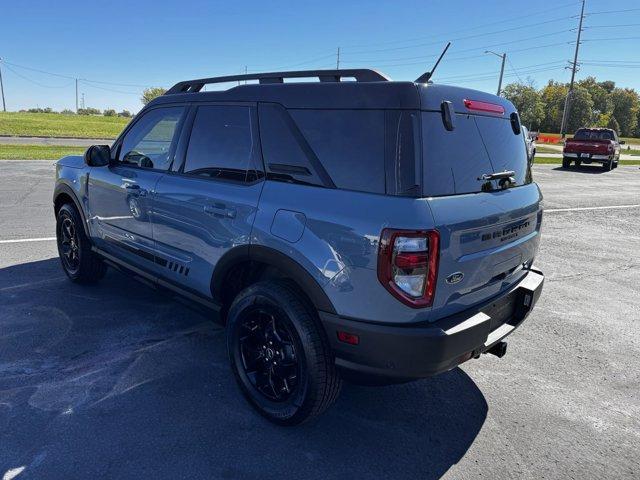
left=58, top=210, right=81, bottom=274
left=238, top=306, right=300, bottom=402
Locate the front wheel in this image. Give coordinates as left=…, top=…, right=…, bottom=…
left=56, top=203, right=106, bottom=283
left=226, top=281, right=342, bottom=425
left=562, top=157, right=571, bottom=168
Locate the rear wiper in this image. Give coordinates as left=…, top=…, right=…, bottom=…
left=478, top=170, right=515, bottom=181
left=478, top=170, right=517, bottom=190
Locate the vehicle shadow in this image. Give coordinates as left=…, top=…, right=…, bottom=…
left=0, top=258, right=487, bottom=480
left=552, top=165, right=608, bottom=174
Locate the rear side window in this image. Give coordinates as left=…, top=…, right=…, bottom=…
left=290, top=109, right=385, bottom=194
left=183, top=105, right=257, bottom=182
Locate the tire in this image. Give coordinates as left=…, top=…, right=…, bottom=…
left=602, top=161, right=613, bottom=172
left=226, top=281, right=342, bottom=425
left=562, top=157, right=571, bottom=168
left=56, top=203, right=107, bottom=283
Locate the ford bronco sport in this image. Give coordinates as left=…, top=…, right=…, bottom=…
left=53, top=69, right=544, bottom=425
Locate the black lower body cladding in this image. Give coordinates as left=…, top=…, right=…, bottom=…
left=320, top=269, right=544, bottom=385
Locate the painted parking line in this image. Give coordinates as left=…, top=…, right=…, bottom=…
left=545, top=204, right=640, bottom=213
left=0, top=237, right=56, bottom=244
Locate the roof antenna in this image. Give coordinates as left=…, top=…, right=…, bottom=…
left=415, top=42, right=451, bottom=83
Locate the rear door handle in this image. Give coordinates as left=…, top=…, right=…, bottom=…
left=125, top=184, right=147, bottom=196
left=204, top=204, right=236, bottom=219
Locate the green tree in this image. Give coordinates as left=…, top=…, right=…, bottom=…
left=566, top=86, right=594, bottom=132
left=141, top=87, right=167, bottom=105
left=606, top=115, right=620, bottom=134
left=577, top=77, right=612, bottom=123
left=103, top=109, right=117, bottom=117
left=503, top=82, right=545, bottom=130
left=610, top=88, right=639, bottom=136
left=540, top=81, right=568, bottom=133
left=118, top=110, right=132, bottom=118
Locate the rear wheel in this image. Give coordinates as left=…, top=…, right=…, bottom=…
left=602, top=160, right=613, bottom=171
left=562, top=157, right=571, bottom=168
left=226, top=281, right=342, bottom=425
left=56, top=203, right=106, bottom=283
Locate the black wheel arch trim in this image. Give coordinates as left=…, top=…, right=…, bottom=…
left=211, top=244, right=337, bottom=315
left=53, top=183, right=90, bottom=238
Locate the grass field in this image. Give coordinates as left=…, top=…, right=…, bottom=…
left=0, top=112, right=129, bottom=139
left=0, top=145, right=85, bottom=160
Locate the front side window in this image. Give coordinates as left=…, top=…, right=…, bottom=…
left=182, top=105, right=256, bottom=182
left=118, top=106, right=184, bottom=170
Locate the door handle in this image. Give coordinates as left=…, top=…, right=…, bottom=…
left=125, top=184, right=147, bottom=196
left=204, top=204, right=236, bottom=219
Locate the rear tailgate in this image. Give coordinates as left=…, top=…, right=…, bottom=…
left=419, top=85, right=542, bottom=320
left=565, top=139, right=611, bottom=155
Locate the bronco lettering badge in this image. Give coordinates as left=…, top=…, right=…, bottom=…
left=446, top=272, right=464, bottom=284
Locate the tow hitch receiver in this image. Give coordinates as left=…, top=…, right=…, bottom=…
left=485, top=341, right=508, bottom=358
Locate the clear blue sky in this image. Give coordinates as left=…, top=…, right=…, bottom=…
left=1, top=0, right=639, bottom=113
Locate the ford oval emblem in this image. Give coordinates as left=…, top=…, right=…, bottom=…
left=446, top=272, right=464, bottom=284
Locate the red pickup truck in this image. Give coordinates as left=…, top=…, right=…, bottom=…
left=563, top=128, right=623, bottom=171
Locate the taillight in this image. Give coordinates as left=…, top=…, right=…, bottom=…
left=607, top=143, right=613, bottom=152
left=377, top=229, right=440, bottom=308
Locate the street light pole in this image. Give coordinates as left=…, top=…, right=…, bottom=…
left=485, top=50, right=506, bottom=96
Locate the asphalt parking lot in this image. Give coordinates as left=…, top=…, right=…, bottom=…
left=1, top=160, right=639, bottom=479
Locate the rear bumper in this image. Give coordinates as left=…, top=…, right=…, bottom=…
left=563, top=152, right=612, bottom=162
left=320, top=269, right=544, bottom=384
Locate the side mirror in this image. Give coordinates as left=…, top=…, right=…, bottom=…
left=84, top=145, right=111, bottom=167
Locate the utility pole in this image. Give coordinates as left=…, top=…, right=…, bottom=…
left=560, top=0, right=586, bottom=138
left=81, top=93, right=85, bottom=110
left=0, top=58, right=6, bottom=112
left=485, top=50, right=506, bottom=96
left=336, top=47, right=340, bottom=70
left=75, top=78, right=78, bottom=113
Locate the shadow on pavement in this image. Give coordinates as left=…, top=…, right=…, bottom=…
left=0, top=258, right=487, bottom=480
left=552, top=165, right=609, bottom=174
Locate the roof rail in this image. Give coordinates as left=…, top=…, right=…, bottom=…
left=165, top=69, right=390, bottom=95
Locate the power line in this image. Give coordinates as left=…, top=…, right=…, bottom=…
left=342, top=16, right=576, bottom=56
left=586, top=7, right=640, bottom=15
left=1, top=59, right=154, bottom=88
left=585, top=23, right=640, bottom=28
left=3, top=63, right=74, bottom=88
left=342, top=29, right=573, bottom=65
left=340, top=0, right=581, bottom=49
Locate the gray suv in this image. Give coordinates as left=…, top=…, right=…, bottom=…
left=53, top=69, right=544, bottom=425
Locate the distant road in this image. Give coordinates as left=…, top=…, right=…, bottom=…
left=0, top=136, right=113, bottom=146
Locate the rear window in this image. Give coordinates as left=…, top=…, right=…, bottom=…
left=290, top=109, right=385, bottom=194
left=422, top=112, right=530, bottom=196
left=574, top=129, right=614, bottom=140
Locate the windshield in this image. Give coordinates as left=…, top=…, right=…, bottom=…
left=574, top=129, right=614, bottom=140
left=422, top=112, right=531, bottom=196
